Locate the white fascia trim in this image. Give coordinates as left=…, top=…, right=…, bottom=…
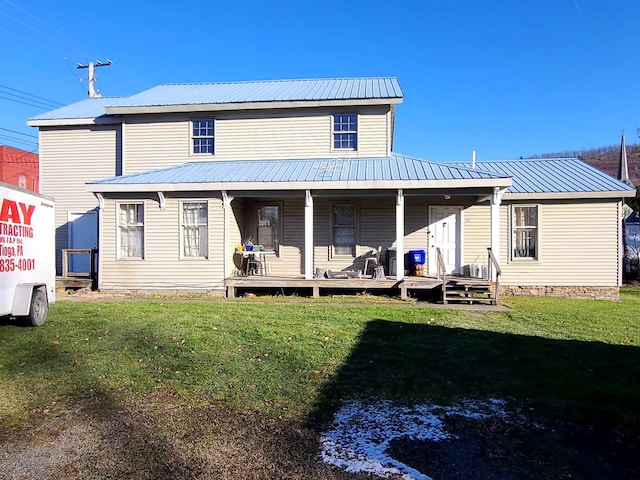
left=27, top=117, right=121, bottom=127
left=104, top=98, right=403, bottom=115
left=504, top=190, right=637, bottom=200
left=87, top=177, right=513, bottom=193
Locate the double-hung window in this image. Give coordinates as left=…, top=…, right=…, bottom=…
left=192, top=119, right=214, bottom=154
left=511, top=205, right=538, bottom=260
left=257, top=205, right=280, bottom=255
left=182, top=202, right=208, bottom=258
left=118, top=203, right=144, bottom=259
left=332, top=205, right=356, bottom=257
left=333, top=114, right=357, bottom=150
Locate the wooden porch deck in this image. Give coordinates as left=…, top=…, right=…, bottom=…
left=225, top=274, right=446, bottom=300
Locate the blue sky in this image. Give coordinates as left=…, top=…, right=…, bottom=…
left=1, top=0, right=638, bottom=161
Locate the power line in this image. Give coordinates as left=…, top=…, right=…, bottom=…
left=0, top=127, right=38, bottom=139
left=0, top=90, right=61, bottom=110
left=0, top=84, right=63, bottom=107
left=0, top=134, right=38, bottom=147
left=0, top=94, right=54, bottom=110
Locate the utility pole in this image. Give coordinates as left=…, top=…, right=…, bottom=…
left=77, top=59, right=112, bottom=98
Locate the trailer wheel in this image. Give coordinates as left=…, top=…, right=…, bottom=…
left=26, top=289, right=48, bottom=327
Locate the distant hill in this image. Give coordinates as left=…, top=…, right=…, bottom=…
left=525, top=144, right=640, bottom=196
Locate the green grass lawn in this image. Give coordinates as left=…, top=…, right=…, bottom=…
left=1, top=290, right=639, bottom=431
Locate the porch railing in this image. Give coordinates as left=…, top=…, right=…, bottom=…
left=436, top=247, right=448, bottom=304
left=487, top=247, right=501, bottom=304
left=61, top=248, right=98, bottom=280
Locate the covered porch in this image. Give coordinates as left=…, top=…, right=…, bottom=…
left=225, top=247, right=501, bottom=304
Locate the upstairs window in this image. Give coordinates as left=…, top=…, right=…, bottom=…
left=118, top=203, right=144, bottom=259
left=181, top=202, right=208, bottom=258
left=333, top=114, right=357, bottom=150
left=511, top=205, right=538, bottom=260
left=192, top=119, right=214, bottom=154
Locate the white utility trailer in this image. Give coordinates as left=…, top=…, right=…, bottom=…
left=0, top=182, right=55, bottom=326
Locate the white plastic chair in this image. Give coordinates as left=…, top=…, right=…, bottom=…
left=363, top=246, right=382, bottom=277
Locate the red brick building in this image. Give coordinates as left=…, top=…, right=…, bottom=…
left=0, top=145, right=39, bottom=192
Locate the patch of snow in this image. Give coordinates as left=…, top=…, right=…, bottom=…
left=321, top=398, right=510, bottom=479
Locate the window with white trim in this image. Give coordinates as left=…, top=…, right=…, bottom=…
left=333, top=114, right=357, bottom=150
left=332, top=205, right=356, bottom=257
left=511, top=205, right=538, bottom=259
left=257, top=205, right=280, bottom=255
left=118, top=203, right=144, bottom=259
left=192, top=119, right=214, bottom=154
left=181, top=202, right=208, bottom=258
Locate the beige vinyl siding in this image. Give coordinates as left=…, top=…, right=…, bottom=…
left=121, top=106, right=391, bottom=172
left=462, top=204, right=494, bottom=272
left=99, top=194, right=225, bottom=290
left=463, top=200, right=621, bottom=286
left=123, top=118, right=190, bottom=173
left=242, top=198, right=304, bottom=277
left=312, top=197, right=397, bottom=273
left=39, top=126, right=118, bottom=273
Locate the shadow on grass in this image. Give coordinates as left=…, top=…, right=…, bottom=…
left=0, top=322, right=213, bottom=478
left=308, top=319, right=640, bottom=479
left=311, top=319, right=640, bottom=425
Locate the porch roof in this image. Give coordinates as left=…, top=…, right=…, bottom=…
left=87, top=154, right=511, bottom=193
left=451, top=158, right=636, bottom=198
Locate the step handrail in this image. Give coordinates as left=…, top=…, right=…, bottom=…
left=436, top=247, right=448, bottom=304
left=487, top=247, right=501, bottom=303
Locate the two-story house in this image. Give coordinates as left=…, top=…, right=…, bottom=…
left=28, top=77, right=635, bottom=299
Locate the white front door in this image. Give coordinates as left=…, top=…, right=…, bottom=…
left=68, top=211, right=98, bottom=273
left=428, top=206, right=461, bottom=274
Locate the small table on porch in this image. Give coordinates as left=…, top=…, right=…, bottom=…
left=238, top=250, right=275, bottom=276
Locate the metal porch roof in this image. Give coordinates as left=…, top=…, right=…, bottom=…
left=451, top=158, right=636, bottom=194
left=87, top=154, right=508, bottom=191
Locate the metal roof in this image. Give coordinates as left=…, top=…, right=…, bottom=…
left=451, top=158, right=636, bottom=194
left=28, top=77, right=403, bottom=124
left=27, top=97, right=128, bottom=122
left=113, top=77, right=403, bottom=108
left=88, top=154, right=508, bottom=191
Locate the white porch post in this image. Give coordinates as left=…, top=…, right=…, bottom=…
left=222, top=191, right=233, bottom=278
left=304, top=190, right=314, bottom=279
left=396, top=189, right=405, bottom=281
left=490, top=187, right=505, bottom=281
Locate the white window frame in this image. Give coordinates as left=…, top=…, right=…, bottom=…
left=191, top=119, right=215, bottom=155
left=510, top=204, right=539, bottom=261
left=332, top=113, right=358, bottom=151
left=180, top=201, right=209, bottom=259
left=257, top=203, right=282, bottom=256
left=117, top=202, right=144, bottom=260
left=331, top=203, right=358, bottom=258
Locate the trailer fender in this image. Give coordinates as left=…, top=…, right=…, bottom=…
left=12, top=284, right=46, bottom=316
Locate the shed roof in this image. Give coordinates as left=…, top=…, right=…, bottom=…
left=28, top=77, right=403, bottom=125
left=87, top=154, right=511, bottom=193
left=451, top=158, right=636, bottom=197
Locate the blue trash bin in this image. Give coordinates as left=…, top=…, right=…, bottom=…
left=408, top=249, right=426, bottom=265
